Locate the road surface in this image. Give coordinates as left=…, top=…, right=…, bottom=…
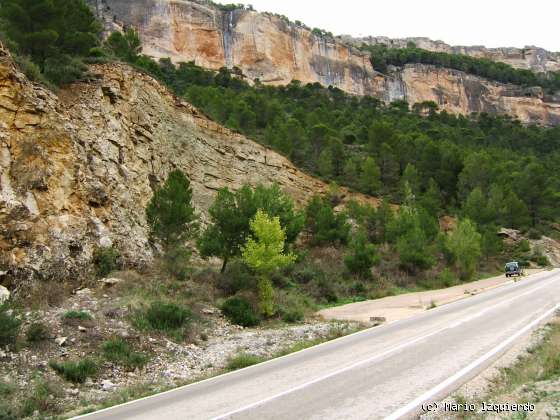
left=78, top=269, right=560, bottom=420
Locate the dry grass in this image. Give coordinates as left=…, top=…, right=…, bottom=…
left=488, top=319, right=560, bottom=395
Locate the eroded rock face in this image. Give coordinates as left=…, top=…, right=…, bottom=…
left=0, top=45, right=376, bottom=286
left=374, top=64, right=560, bottom=125
left=87, top=0, right=560, bottom=125
left=347, top=36, right=560, bottom=73
left=88, top=0, right=377, bottom=95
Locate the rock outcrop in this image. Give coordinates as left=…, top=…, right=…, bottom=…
left=346, top=36, right=560, bottom=73
left=88, top=0, right=560, bottom=125
left=88, top=0, right=377, bottom=95
left=0, top=45, right=374, bottom=286
left=373, top=64, right=560, bottom=125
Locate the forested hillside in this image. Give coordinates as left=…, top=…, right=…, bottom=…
left=106, top=36, right=560, bottom=236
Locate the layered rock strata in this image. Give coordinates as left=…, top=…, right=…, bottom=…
left=0, top=46, right=373, bottom=285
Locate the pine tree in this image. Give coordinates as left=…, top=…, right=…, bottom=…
left=1, top=0, right=100, bottom=84
left=145, top=170, right=198, bottom=251
left=344, top=229, right=380, bottom=278
left=106, top=28, right=142, bottom=62
left=359, top=156, right=382, bottom=195
left=197, top=184, right=303, bottom=272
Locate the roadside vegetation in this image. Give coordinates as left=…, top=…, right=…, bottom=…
left=451, top=318, right=560, bottom=419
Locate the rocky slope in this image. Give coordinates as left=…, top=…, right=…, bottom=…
left=87, top=0, right=560, bottom=125
left=0, top=44, right=374, bottom=287
left=344, top=36, right=560, bottom=73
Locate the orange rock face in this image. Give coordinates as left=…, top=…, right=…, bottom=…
left=90, top=0, right=560, bottom=125
left=92, top=0, right=379, bottom=95
left=375, top=64, right=560, bottom=125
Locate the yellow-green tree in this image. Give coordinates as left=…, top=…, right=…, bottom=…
left=242, top=210, right=295, bottom=317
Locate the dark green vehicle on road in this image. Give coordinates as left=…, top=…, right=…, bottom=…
left=505, top=261, right=523, bottom=277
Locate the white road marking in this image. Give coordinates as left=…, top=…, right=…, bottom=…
left=212, top=276, right=558, bottom=419
left=72, top=270, right=558, bottom=420
left=383, top=303, right=560, bottom=420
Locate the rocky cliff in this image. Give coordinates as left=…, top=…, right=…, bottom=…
left=88, top=0, right=377, bottom=95
left=373, top=64, right=560, bottom=125
left=345, top=36, right=560, bottom=73
left=88, top=0, right=560, bottom=125
left=0, top=45, right=375, bottom=287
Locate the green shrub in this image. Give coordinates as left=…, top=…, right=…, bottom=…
left=92, top=246, right=120, bottom=278
left=281, top=307, right=304, bottom=323
left=219, top=260, right=257, bottom=294
left=276, top=292, right=308, bottom=323
left=26, top=322, right=50, bottom=343
left=20, top=379, right=62, bottom=417
left=517, top=239, right=531, bottom=253
left=102, top=338, right=149, bottom=370
left=317, top=277, right=338, bottom=303
left=132, top=302, right=192, bottom=340
left=49, top=358, right=98, bottom=383
left=221, top=296, right=260, bottom=327
left=162, top=246, right=192, bottom=281
left=62, top=310, right=93, bottom=321
left=0, top=381, right=15, bottom=397
left=531, top=254, right=550, bottom=267
left=351, top=282, right=367, bottom=295
left=518, top=258, right=530, bottom=268
left=344, top=229, right=379, bottom=279
left=0, top=304, right=20, bottom=347
left=225, top=353, right=264, bottom=371
left=14, top=55, right=49, bottom=85
left=0, top=405, right=16, bottom=420
left=43, top=54, right=88, bottom=86
left=305, top=196, right=350, bottom=246
left=437, top=268, right=458, bottom=288
left=292, top=264, right=321, bottom=284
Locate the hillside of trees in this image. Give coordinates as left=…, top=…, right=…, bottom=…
left=95, top=30, right=560, bottom=238
left=361, top=43, right=560, bottom=93
left=1, top=0, right=559, bottom=307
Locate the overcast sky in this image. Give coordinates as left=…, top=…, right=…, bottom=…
left=213, top=0, right=559, bottom=52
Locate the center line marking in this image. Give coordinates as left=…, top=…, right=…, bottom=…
left=384, top=303, right=560, bottom=420
left=212, top=277, right=558, bottom=419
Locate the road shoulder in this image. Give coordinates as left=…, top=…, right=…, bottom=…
left=317, top=269, right=546, bottom=324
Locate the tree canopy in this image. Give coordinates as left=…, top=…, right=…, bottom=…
left=0, top=0, right=100, bottom=85
left=198, top=184, right=303, bottom=272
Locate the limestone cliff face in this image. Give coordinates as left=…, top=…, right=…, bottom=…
left=89, top=0, right=377, bottom=95
left=0, top=46, right=377, bottom=286
left=87, top=0, right=560, bottom=125
left=347, top=36, right=560, bottom=73
left=374, top=64, right=560, bottom=125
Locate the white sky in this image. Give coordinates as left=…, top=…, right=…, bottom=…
left=213, top=0, right=559, bottom=52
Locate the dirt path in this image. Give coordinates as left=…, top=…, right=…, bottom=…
left=317, top=269, right=545, bottom=324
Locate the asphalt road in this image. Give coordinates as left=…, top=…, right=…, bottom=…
left=78, top=269, right=560, bottom=420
